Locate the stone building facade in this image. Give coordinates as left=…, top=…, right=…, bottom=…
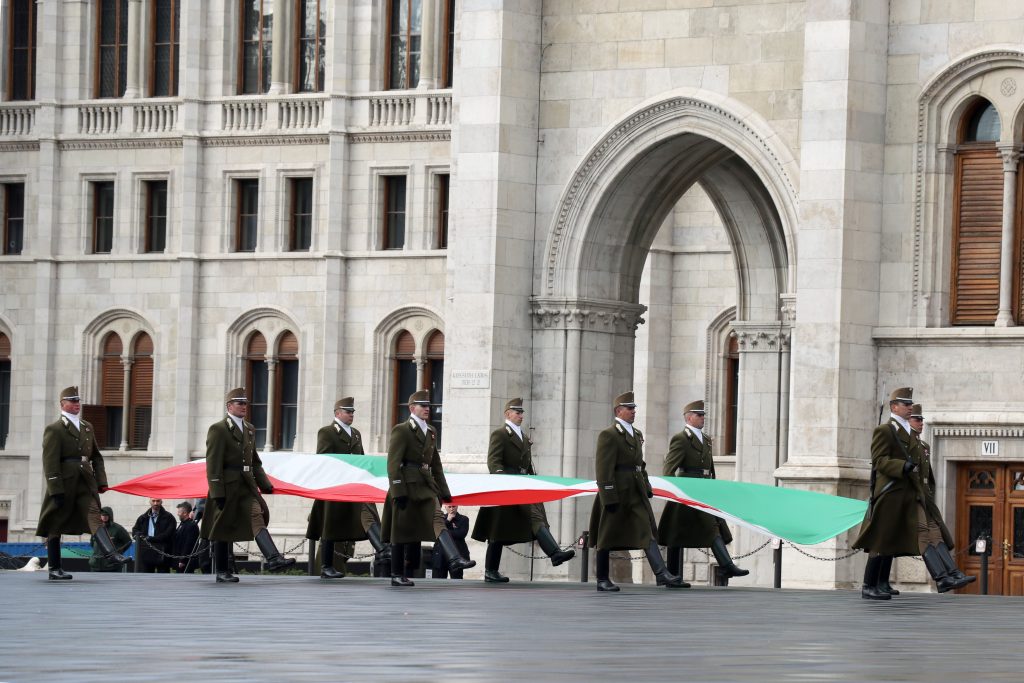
left=1, top=0, right=1023, bottom=592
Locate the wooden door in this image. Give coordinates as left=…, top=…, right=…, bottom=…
left=955, top=462, right=1024, bottom=596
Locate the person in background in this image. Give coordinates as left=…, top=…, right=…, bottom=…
left=432, top=504, right=470, bottom=579
left=132, top=498, right=176, bottom=573
left=173, top=501, right=201, bottom=573
left=89, top=506, right=132, bottom=572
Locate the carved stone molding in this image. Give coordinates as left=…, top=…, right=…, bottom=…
left=348, top=131, right=450, bottom=144
left=200, top=134, right=329, bottom=148
left=544, top=95, right=798, bottom=296
left=732, top=321, right=791, bottom=353
left=59, top=138, right=182, bottom=151
left=0, top=141, right=39, bottom=152
left=530, top=297, right=647, bottom=333
left=932, top=426, right=1024, bottom=438
left=779, top=293, right=796, bottom=325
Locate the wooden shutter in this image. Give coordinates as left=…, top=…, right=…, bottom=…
left=278, top=330, right=298, bottom=358
left=425, top=331, right=444, bottom=359
left=101, top=333, right=123, bottom=405
left=394, top=330, right=414, bottom=358
left=129, top=333, right=153, bottom=449
left=951, top=148, right=1003, bottom=325
left=81, top=404, right=107, bottom=447
left=0, top=333, right=9, bottom=359
left=246, top=331, right=266, bottom=359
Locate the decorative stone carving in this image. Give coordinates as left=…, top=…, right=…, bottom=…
left=530, top=297, right=647, bottom=333
left=201, top=134, right=329, bottom=148
left=732, top=322, right=791, bottom=353
left=349, top=131, right=450, bottom=144
left=1001, top=77, right=1017, bottom=97
left=932, top=426, right=1024, bottom=438
left=779, top=294, right=797, bottom=325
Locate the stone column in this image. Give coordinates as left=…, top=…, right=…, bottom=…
left=264, top=359, right=278, bottom=451
left=415, top=359, right=427, bottom=391
left=782, top=0, right=890, bottom=589
left=124, top=0, right=143, bottom=98
left=995, top=145, right=1020, bottom=327
left=417, top=0, right=437, bottom=90
left=120, top=358, right=134, bottom=450
left=267, top=0, right=289, bottom=95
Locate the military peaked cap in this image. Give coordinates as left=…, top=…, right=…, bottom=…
left=504, top=398, right=524, bottom=412
left=334, top=397, right=355, bottom=412
left=683, top=400, right=705, bottom=415
left=614, top=391, right=636, bottom=408
left=409, top=390, right=431, bottom=405
left=910, top=404, right=924, bottom=419
left=225, top=387, right=248, bottom=403
left=60, top=386, right=81, bottom=401
left=889, top=387, right=914, bottom=404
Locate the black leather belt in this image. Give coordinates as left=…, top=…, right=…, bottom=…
left=403, top=462, right=429, bottom=471
left=678, top=467, right=711, bottom=477
left=615, top=465, right=642, bottom=472
left=61, top=456, right=83, bottom=462
left=224, top=464, right=251, bottom=472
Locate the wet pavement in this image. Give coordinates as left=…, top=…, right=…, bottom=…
left=2, top=572, right=1022, bottom=682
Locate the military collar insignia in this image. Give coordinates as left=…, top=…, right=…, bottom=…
left=615, top=422, right=625, bottom=434
left=505, top=425, right=513, bottom=435
left=335, top=423, right=342, bottom=432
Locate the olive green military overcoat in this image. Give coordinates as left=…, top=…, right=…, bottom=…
left=588, top=421, right=657, bottom=551
left=853, top=419, right=925, bottom=557
left=381, top=418, right=451, bottom=543
left=306, top=422, right=381, bottom=541
left=200, top=416, right=273, bottom=542
left=919, top=437, right=955, bottom=549
left=472, top=423, right=549, bottom=545
left=657, top=426, right=727, bottom=548
left=36, top=416, right=107, bottom=537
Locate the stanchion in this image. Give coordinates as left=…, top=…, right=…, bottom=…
left=308, top=539, right=317, bottom=576
left=580, top=531, right=589, bottom=583
left=133, top=537, right=142, bottom=574
left=977, top=536, right=989, bottom=595
left=773, top=538, right=782, bottom=589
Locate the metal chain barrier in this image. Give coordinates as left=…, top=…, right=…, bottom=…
left=503, top=542, right=578, bottom=561
left=135, top=535, right=209, bottom=561
left=693, top=539, right=773, bottom=560
left=234, top=536, right=309, bottom=560
left=777, top=542, right=860, bottom=562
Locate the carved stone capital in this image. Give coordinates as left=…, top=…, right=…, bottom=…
left=997, top=143, right=1022, bottom=172
left=530, top=297, right=647, bottom=333
left=779, top=294, right=797, bottom=325
left=731, top=321, right=791, bottom=353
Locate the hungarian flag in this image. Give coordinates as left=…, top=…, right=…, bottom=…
left=111, top=452, right=866, bottom=546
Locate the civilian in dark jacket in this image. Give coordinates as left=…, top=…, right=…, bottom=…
left=131, top=498, right=176, bottom=573
left=173, top=501, right=201, bottom=573
left=431, top=505, right=470, bottom=579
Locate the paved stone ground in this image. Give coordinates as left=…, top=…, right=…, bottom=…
left=2, top=572, right=1022, bottom=682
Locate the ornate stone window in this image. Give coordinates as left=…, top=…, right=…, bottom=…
left=0, top=331, right=10, bottom=449
left=96, top=0, right=129, bottom=98
left=150, top=0, right=181, bottom=96
left=6, top=0, right=36, bottom=101
left=239, top=0, right=272, bottom=94
left=295, top=0, right=326, bottom=92
left=2, top=182, right=24, bottom=255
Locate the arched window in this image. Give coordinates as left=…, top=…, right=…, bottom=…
left=0, top=332, right=10, bottom=449
left=391, top=330, right=416, bottom=426
left=94, top=332, right=124, bottom=448
left=425, top=330, right=444, bottom=445
left=723, top=335, right=739, bottom=455
left=275, top=331, right=299, bottom=450
left=950, top=100, right=1003, bottom=325
left=245, top=332, right=269, bottom=448
left=129, top=333, right=153, bottom=449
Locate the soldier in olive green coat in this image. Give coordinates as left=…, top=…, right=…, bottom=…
left=909, top=404, right=974, bottom=593
left=588, top=392, right=686, bottom=592
left=200, top=388, right=295, bottom=582
left=382, top=390, right=474, bottom=586
left=471, top=398, right=575, bottom=583
left=657, top=400, right=748, bottom=581
left=36, top=386, right=128, bottom=580
left=306, top=396, right=389, bottom=579
left=853, top=387, right=926, bottom=599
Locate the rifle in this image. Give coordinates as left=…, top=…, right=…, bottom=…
left=868, top=387, right=885, bottom=502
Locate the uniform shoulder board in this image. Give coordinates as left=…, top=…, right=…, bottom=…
left=334, top=423, right=341, bottom=432
left=505, top=425, right=513, bottom=435
left=408, top=418, right=417, bottom=429
left=225, top=417, right=233, bottom=428
left=684, top=427, right=691, bottom=437
left=615, top=423, right=624, bottom=434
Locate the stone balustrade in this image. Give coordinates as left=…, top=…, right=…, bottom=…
left=132, top=101, right=178, bottom=133
left=77, top=103, right=122, bottom=135
left=0, top=104, right=35, bottom=136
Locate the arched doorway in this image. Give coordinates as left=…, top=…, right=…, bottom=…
left=531, top=92, right=798, bottom=583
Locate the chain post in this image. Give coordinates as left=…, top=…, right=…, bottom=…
left=580, top=531, right=589, bottom=583
left=772, top=538, right=782, bottom=589
left=308, top=539, right=317, bottom=576
left=133, top=537, right=142, bottom=573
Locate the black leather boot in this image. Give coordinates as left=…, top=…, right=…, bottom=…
left=646, top=540, right=689, bottom=588
left=861, top=555, right=889, bottom=600
left=320, top=540, right=343, bottom=579
left=937, top=542, right=976, bottom=587
left=366, top=522, right=391, bottom=562
left=876, top=555, right=899, bottom=596
left=437, top=529, right=476, bottom=571
left=536, top=525, right=576, bottom=567
left=483, top=542, right=509, bottom=583
left=595, top=549, right=618, bottom=592
left=254, top=528, right=296, bottom=573
left=711, top=536, right=749, bottom=578
left=390, top=542, right=413, bottom=586
left=214, top=541, right=239, bottom=583
left=923, top=545, right=960, bottom=593
left=94, top=525, right=129, bottom=566
left=666, top=546, right=682, bottom=576
left=47, top=537, right=72, bottom=581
